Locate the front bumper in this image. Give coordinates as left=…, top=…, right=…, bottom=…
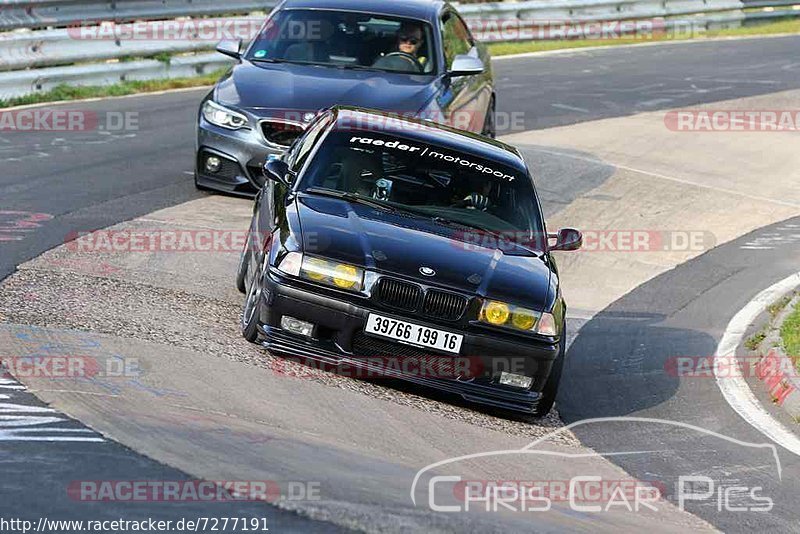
left=196, top=118, right=284, bottom=197
left=256, top=272, right=561, bottom=414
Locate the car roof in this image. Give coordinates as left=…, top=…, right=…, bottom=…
left=279, top=0, right=446, bottom=22
left=328, top=107, right=528, bottom=172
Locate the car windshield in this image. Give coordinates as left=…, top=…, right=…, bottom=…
left=245, top=9, right=436, bottom=75
left=298, top=130, right=545, bottom=251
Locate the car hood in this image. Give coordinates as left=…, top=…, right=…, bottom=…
left=294, top=195, right=553, bottom=310
left=215, top=61, right=438, bottom=115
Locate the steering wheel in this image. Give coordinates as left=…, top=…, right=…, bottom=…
left=372, top=52, right=424, bottom=73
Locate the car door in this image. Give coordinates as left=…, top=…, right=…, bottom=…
left=439, top=10, right=491, bottom=133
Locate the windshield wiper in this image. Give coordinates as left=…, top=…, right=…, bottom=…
left=304, top=188, right=397, bottom=212
left=427, top=216, right=542, bottom=256
left=250, top=58, right=386, bottom=72
left=430, top=216, right=496, bottom=234
left=335, top=64, right=381, bottom=72
left=249, top=57, right=287, bottom=64
left=249, top=58, right=322, bottom=66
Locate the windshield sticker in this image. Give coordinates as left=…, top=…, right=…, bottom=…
left=349, top=136, right=518, bottom=182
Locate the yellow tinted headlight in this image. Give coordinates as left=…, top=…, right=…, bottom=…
left=300, top=256, right=364, bottom=292
left=480, top=301, right=542, bottom=332
left=512, top=311, right=537, bottom=331
left=303, top=258, right=327, bottom=281
left=482, top=301, right=510, bottom=325
left=333, top=264, right=359, bottom=289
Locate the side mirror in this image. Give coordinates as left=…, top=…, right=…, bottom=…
left=263, top=158, right=292, bottom=186
left=216, top=39, right=242, bottom=60
left=448, top=54, right=484, bottom=77
left=549, top=228, right=583, bottom=252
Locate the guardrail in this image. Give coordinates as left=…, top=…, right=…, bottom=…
left=457, top=0, right=750, bottom=42
left=0, top=0, right=797, bottom=100
left=0, top=17, right=262, bottom=71
left=741, top=0, right=800, bottom=21
left=0, top=1, right=276, bottom=31
left=0, top=51, right=224, bottom=97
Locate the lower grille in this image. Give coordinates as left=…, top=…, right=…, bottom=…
left=351, top=332, right=465, bottom=379
left=353, top=331, right=434, bottom=359
left=260, top=120, right=304, bottom=148
left=199, top=151, right=244, bottom=180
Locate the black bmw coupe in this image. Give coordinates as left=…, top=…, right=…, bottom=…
left=237, top=107, right=582, bottom=418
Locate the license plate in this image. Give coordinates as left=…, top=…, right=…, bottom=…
left=365, top=313, right=463, bottom=354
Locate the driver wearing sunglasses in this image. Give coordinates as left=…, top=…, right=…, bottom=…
left=396, top=22, right=427, bottom=67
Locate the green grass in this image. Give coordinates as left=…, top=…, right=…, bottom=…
left=769, top=294, right=795, bottom=318
left=0, top=69, right=226, bottom=109
left=745, top=330, right=768, bottom=351
left=488, top=18, right=800, bottom=56
left=711, top=17, right=800, bottom=37
left=781, top=303, right=800, bottom=362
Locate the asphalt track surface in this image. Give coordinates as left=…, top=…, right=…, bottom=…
left=2, top=35, right=800, bottom=531
left=560, top=216, right=800, bottom=532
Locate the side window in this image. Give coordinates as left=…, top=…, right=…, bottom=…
left=289, top=115, right=331, bottom=173
left=441, top=13, right=473, bottom=70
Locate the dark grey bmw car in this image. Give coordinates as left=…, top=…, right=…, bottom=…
left=195, top=0, right=495, bottom=196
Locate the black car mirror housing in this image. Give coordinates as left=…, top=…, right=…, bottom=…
left=549, top=228, right=583, bottom=252
left=263, top=158, right=293, bottom=186
left=216, top=39, right=243, bottom=60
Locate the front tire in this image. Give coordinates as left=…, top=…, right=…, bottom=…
left=235, top=231, right=251, bottom=294
left=241, top=256, right=264, bottom=344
